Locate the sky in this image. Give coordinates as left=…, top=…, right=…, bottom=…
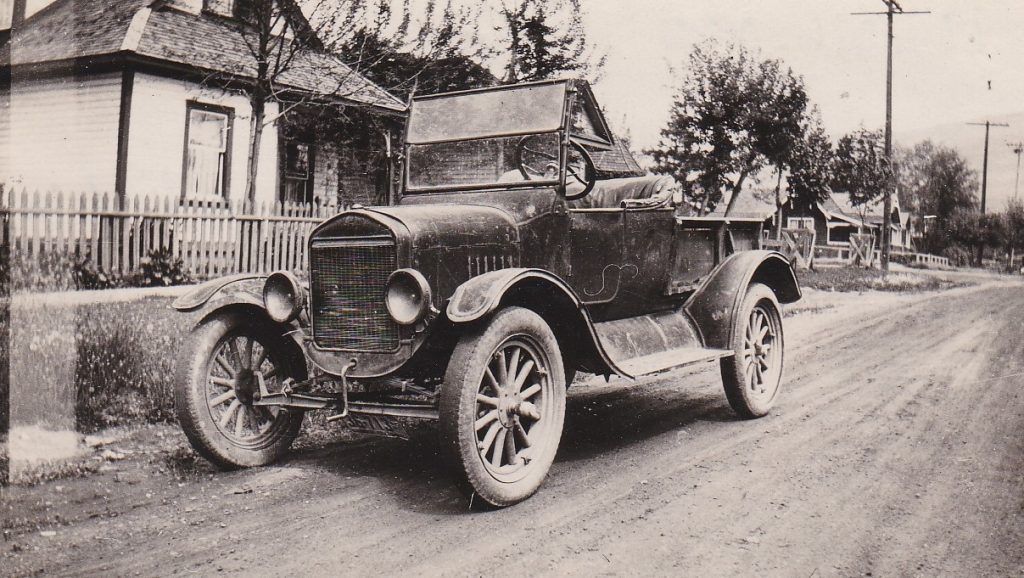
left=8, top=0, right=1024, bottom=208
left=581, top=0, right=1024, bottom=209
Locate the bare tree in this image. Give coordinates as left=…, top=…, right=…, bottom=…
left=201, top=0, right=486, bottom=209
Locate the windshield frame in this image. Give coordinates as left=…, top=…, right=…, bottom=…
left=401, top=79, right=613, bottom=195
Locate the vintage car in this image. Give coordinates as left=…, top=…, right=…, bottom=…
left=172, top=79, right=800, bottom=507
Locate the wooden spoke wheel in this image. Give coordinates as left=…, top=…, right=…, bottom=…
left=721, top=283, right=785, bottom=419
left=440, top=307, right=566, bottom=508
left=175, top=311, right=305, bottom=469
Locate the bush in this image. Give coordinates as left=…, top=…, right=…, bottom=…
left=72, top=256, right=128, bottom=290
left=136, top=248, right=192, bottom=287
left=942, top=245, right=973, bottom=268
left=8, top=248, right=194, bottom=292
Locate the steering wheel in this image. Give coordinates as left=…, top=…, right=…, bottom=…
left=513, top=136, right=597, bottom=200
left=514, top=135, right=559, bottom=180
left=562, top=141, right=597, bottom=201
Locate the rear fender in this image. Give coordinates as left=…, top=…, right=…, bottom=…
left=447, top=268, right=626, bottom=378
left=683, top=250, right=800, bottom=350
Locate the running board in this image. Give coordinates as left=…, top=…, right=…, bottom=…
left=616, top=347, right=733, bottom=377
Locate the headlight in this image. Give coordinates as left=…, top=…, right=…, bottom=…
left=263, top=271, right=305, bottom=323
left=385, top=269, right=431, bottom=325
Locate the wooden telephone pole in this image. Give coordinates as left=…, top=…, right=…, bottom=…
left=966, top=121, right=1009, bottom=213
left=853, top=1, right=929, bottom=272
left=1007, top=141, right=1024, bottom=201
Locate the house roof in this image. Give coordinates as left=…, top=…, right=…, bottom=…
left=591, top=139, right=644, bottom=178
left=2, top=0, right=405, bottom=112
left=709, top=186, right=778, bottom=220
left=817, top=192, right=902, bottom=229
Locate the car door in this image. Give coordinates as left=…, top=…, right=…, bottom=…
left=618, top=206, right=676, bottom=315
left=567, top=207, right=626, bottom=317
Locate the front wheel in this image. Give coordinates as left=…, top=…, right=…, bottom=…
left=175, top=311, right=305, bottom=469
left=720, top=283, right=785, bottom=419
left=439, top=307, right=566, bottom=508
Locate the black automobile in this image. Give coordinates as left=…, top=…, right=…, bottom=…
left=173, top=79, right=800, bottom=507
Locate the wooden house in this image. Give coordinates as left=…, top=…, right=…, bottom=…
left=779, top=192, right=914, bottom=251
left=0, top=0, right=405, bottom=210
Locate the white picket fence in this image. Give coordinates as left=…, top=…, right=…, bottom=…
left=1, top=188, right=337, bottom=278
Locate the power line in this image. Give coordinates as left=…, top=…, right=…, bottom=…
left=966, top=121, right=1010, bottom=213
left=852, top=0, right=930, bottom=272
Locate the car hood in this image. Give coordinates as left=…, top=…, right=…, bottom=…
left=311, top=204, right=519, bottom=251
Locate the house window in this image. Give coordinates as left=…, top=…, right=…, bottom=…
left=787, top=217, right=814, bottom=230
left=280, top=140, right=314, bottom=204
left=182, top=103, right=232, bottom=201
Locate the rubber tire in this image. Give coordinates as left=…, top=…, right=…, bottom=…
left=439, top=307, right=567, bottom=508
left=720, top=283, right=785, bottom=419
left=174, top=310, right=305, bottom=469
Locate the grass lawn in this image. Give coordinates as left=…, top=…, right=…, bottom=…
left=8, top=294, right=201, bottom=433
left=797, top=265, right=968, bottom=293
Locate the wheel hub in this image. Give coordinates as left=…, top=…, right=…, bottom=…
left=497, top=392, right=518, bottom=427
left=234, top=369, right=256, bottom=406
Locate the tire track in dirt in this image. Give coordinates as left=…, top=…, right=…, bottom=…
left=8, top=283, right=1024, bottom=578
left=420, top=286, right=1014, bottom=576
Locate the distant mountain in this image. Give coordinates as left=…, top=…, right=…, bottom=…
left=896, top=112, right=1024, bottom=212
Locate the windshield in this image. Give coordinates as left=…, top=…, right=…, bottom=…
left=407, top=133, right=561, bottom=190
left=406, top=82, right=567, bottom=144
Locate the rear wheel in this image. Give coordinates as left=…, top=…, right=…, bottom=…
left=720, top=283, right=784, bottom=419
left=439, top=307, right=566, bottom=508
left=175, top=311, right=305, bottom=469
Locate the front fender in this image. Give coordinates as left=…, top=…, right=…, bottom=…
left=447, top=268, right=580, bottom=323
left=446, top=268, right=627, bottom=378
left=683, top=250, right=800, bottom=350
left=172, top=273, right=266, bottom=312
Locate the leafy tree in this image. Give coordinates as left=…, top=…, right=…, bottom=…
left=646, top=40, right=810, bottom=215
left=1002, top=200, right=1024, bottom=271
left=207, top=0, right=490, bottom=209
left=778, top=112, right=834, bottom=234
left=497, top=0, right=602, bottom=83
left=340, top=8, right=496, bottom=101
left=894, top=140, right=978, bottom=220
left=831, top=128, right=892, bottom=220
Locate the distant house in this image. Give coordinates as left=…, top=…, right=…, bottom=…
left=0, top=0, right=405, bottom=210
left=779, top=192, right=914, bottom=251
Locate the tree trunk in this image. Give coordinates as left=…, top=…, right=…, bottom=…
left=774, top=167, right=783, bottom=240
left=723, top=170, right=749, bottom=217
left=245, top=96, right=266, bottom=212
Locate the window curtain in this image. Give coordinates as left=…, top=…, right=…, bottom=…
left=186, top=109, right=227, bottom=198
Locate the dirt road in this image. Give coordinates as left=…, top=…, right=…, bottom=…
left=4, top=280, right=1024, bottom=577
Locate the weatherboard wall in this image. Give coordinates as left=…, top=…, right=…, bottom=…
left=2, top=71, right=122, bottom=194
left=124, top=72, right=279, bottom=208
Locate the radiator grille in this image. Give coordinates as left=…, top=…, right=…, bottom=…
left=310, top=239, right=399, bottom=352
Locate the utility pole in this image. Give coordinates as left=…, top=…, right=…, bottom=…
left=966, top=121, right=1009, bottom=213
left=1007, top=141, right=1024, bottom=201
left=852, top=1, right=929, bottom=272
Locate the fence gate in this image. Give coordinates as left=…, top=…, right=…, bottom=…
left=765, top=228, right=816, bottom=270
left=849, top=233, right=876, bottom=267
